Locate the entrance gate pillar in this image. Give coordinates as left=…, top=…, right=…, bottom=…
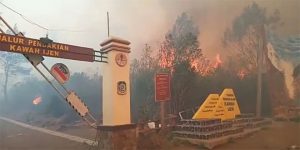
left=98, top=37, right=137, bottom=150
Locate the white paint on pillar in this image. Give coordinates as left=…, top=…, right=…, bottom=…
left=100, top=37, right=131, bottom=125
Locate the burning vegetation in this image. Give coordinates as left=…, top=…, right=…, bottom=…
left=32, top=96, right=42, bottom=105
left=130, top=2, right=300, bottom=123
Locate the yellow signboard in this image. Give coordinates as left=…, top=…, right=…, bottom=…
left=212, top=96, right=228, bottom=120
left=192, top=94, right=219, bottom=119
left=192, top=89, right=241, bottom=121
left=219, top=88, right=241, bottom=120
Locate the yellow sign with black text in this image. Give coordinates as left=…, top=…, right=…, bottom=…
left=193, top=88, right=241, bottom=121
left=219, top=88, right=241, bottom=120
left=192, top=94, right=219, bottom=119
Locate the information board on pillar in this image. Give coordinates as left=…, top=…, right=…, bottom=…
left=155, top=73, right=171, bottom=102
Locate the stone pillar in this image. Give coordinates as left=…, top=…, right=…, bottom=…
left=98, top=37, right=137, bottom=150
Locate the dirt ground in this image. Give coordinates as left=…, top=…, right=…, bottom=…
left=57, top=125, right=96, bottom=140
left=214, top=121, right=300, bottom=150
left=0, top=120, right=91, bottom=150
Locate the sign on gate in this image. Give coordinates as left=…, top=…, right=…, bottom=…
left=0, top=33, right=94, bottom=62
left=51, top=63, right=70, bottom=84
left=155, top=73, right=171, bottom=102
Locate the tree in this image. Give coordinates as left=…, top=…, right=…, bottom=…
left=158, top=12, right=203, bottom=114
left=223, top=2, right=282, bottom=115
left=223, top=2, right=280, bottom=73
left=131, top=44, right=160, bottom=122
left=0, top=24, right=30, bottom=102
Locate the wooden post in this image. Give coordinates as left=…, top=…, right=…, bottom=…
left=160, top=101, right=166, bottom=128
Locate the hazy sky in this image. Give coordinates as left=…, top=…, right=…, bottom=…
left=0, top=0, right=299, bottom=75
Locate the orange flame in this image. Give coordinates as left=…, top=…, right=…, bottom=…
left=192, top=53, right=223, bottom=76
left=213, top=54, right=222, bottom=68
left=158, top=46, right=175, bottom=74
left=237, top=69, right=247, bottom=79
left=32, top=96, right=42, bottom=105
left=159, top=48, right=223, bottom=76
left=190, top=58, right=213, bottom=76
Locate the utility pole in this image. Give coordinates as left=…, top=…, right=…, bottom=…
left=256, top=24, right=265, bottom=118
left=107, top=12, right=110, bottom=37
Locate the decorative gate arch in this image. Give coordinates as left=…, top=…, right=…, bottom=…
left=1, top=16, right=137, bottom=149
left=0, top=16, right=133, bottom=129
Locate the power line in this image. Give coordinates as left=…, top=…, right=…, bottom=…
left=0, top=1, right=91, bottom=33
left=0, top=1, right=48, bottom=30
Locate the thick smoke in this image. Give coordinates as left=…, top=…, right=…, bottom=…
left=1, top=0, right=299, bottom=62
left=158, top=0, right=300, bottom=59
left=267, top=33, right=300, bottom=99
left=79, top=0, right=300, bottom=59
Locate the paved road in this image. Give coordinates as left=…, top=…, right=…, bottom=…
left=0, top=117, right=97, bottom=150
